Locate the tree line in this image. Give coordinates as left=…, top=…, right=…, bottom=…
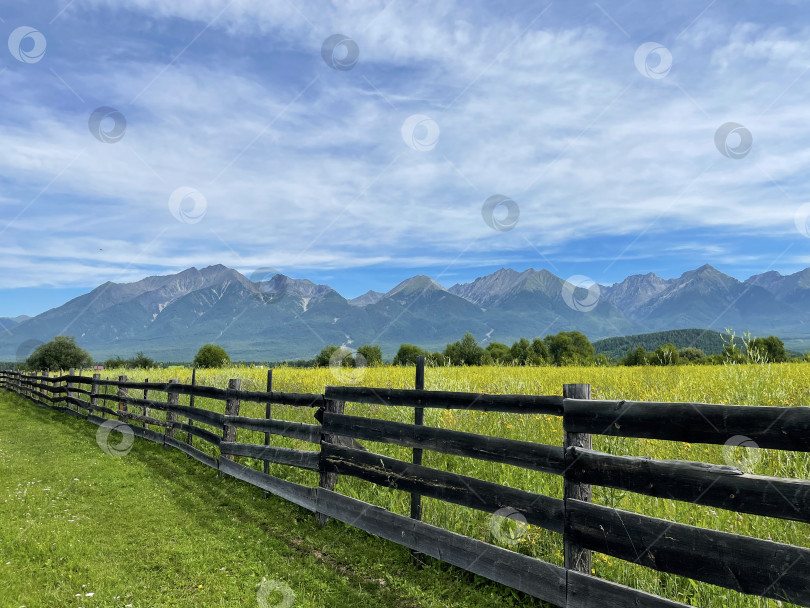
left=10, top=331, right=802, bottom=372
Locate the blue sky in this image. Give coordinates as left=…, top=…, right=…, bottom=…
left=2, top=0, right=810, bottom=317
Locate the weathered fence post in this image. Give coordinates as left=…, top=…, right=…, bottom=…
left=563, top=383, right=592, bottom=579
left=102, top=377, right=110, bottom=419
left=263, top=369, right=273, bottom=497
left=186, top=368, right=197, bottom=446
left=67, top=368, right=76, bottom=411
left=142, top=378, right=149, bottom=427
left=165, top=378, right=180, bottom=445
left=219, top=379, right=242, bottom=474
left=317, top=397, right=344, bottom=526
left=90, top=373, right=100, bottom=416
left=118, top=375, right=128, bottom=423
left=410, top=356, right=426, bottom=565
left=42, top=370, right=49, bottom=406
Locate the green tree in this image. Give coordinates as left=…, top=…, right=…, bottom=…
left=748, top=336, right=788, bottom=363
left=678, top=347, right=705, bottom=363
left=623, top=346, right=649, bottom=366
left=130, top=351, right=156, bottom=369
left=25, top=336, right=93, bottom=371
left=544, top=331, right=595, bottom=366
left=103, top=355, right=128, bottom=369
left=444, top=332, right=485, bottom=366
left=510, top=338, right=533, bottom=365
left=651, top=343, right=679, bottom=366
left=393, top=344, right=429, bottom=366
left=428, top=351, right=448, bottom=366
left=192, top=344, right=230, bottom=368
left=485, top=342, right=512, bottom=364
left=315, top=345, right=340, bottom=367
left=531, top=338, right=550, bottom=364
left=356, top=344, right=383, bottom=366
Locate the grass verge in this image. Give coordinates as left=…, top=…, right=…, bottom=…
left=0, top=390, right=549, bottom=608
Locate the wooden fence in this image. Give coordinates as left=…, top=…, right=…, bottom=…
left=1, top=364, right=809, bottom=608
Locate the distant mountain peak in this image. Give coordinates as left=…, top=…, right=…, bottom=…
left=348, top=290, right=385, bottom=307
left=386, top=275, right=445, bottom=297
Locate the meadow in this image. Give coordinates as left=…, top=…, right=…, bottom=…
left=38, top=363, right=810, bottom=606
left=0, top=390, right=536, bottom=608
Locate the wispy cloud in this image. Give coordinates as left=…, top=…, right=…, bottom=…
left=2, top=0, right=810, bottom=307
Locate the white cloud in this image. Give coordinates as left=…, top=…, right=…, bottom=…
left=2, top=2, right=810, bottom=292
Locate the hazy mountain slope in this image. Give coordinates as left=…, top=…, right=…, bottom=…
left=2, top=263, right=810, bottom=361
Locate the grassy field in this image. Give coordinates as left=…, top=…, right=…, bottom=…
left=0, top=390, right=550, bottom=608
left=7, top=362, right=810, bottom=607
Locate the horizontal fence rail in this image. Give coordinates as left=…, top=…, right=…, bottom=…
left=1, top=368, right=809, bottom=607
left=565, top=398, right=810, bottom=451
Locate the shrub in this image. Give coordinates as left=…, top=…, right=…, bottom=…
left=25, top=336, right=93, bottom=371
left=192, top=344, right=230, bottom=368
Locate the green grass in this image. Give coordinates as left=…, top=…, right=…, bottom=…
left=0, top=390, right=548, bottom=608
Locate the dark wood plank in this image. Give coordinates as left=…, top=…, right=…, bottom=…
left=322, top=443, right=564, bottom=534
left=121, top=395, right=225, bottom=428
left=224, top=416, right=321, bottom=443
left=567, top=571, right=693, bottom=608
left=233, top=388, right=324, bottom=408
left=566, top=499, right=810, bottom=605
left=219, top=442, right=319, bottom=470
left=322, top=413, right=565, bottom=475
left=54, top=374, right=93, bottom=386
left=79, top=400, right=119, bottom=418
left=168, top=421, right=222, bottom=446
left=164, top=435, right=219, bottom=469
left=118, top=410, right=171, bottom=428
left=316, top=489, right=567, bottom=606
left=218, top=457, right=317, bottom=511
left=131, top=424, right=166, bottom=444
left=565, top=399, right=810, bottom=451
left=568, top=447, right=810, bottom=523
left=112, top=381, right=323, bottom=408
left=325, top=386, right=564, bottom=414
left=86, top=414, right=106, bottom=426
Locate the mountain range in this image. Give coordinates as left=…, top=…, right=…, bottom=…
left=2, top=264, right=810, bottom=361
